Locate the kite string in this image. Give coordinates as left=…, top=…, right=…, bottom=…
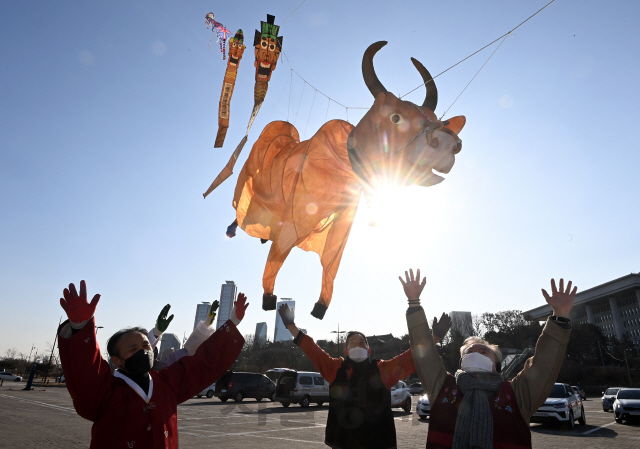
left=281, top=50, right=369, bottom=124
left=288, top=68, right=293, bottom=122
left=304, top=89, right=317, bottom=139
left=439, top=33, right=512, bottom=119
left=400, top=0, right=556, bottom=99
left=279, top=0, right=308, bottom=26
left=294, top=81, right=307, bottom=125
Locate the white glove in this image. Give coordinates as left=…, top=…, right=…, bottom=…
left=184, top=321, right=216, bottom=356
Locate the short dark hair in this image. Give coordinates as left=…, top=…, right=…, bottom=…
left=106, top=327, right=148, bottom=358
left=345, top=331, right=368, bottom=349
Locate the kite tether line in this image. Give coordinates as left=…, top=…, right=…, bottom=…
left=400, top=0, right=556, bottom=100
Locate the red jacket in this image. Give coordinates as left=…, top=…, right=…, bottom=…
left=58, top=317, right=244, bottom=449
left=427, top=375, right=532, bottom=449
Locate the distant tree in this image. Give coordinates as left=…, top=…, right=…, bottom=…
left=471, top=314, right=485, bottom=337
left=4, top=348, right=18, bottom=360
left=565, top=323, right=607, bottom=364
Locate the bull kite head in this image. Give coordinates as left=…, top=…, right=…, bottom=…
left=348, top=41, right=466, bottom=194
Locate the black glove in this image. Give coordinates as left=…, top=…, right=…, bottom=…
left=278, top=303, right=295, bottom=327
left=432, top=313, right=452, bottom=340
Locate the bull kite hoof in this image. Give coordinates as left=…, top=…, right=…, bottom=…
left=311, top=302, right=328, bottom=320
left=226, top=220, right=238, bottom=238
left=262, top=293, right=277, bottom=311
left=260, top=238, right=268, bottom=244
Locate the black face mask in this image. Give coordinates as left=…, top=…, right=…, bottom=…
left=123, top=349, right=154, bottom=375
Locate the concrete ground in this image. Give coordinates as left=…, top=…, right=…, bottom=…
left=1, top=384, right=639, bottom=448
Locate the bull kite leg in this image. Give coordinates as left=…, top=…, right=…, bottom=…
left=312, top=197, right=360, bottom=319
left=261, top=237, right=296, bottom=311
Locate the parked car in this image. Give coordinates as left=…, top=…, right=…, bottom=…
left=530, top=383, right=585, bottom=427
left=409, top=382, right=424, bottom=395
left=0, top=371, right=22, bottom=382
left=197, top=382, right=216, bottom=398
left=391, top=381, right=412, bottom=412
left=572, top=385, right=586, bottom=401
left=602, top=387, right=623, bottom=412
left=274, top=369, right=330, bottom=408
left=214, top=371, right=276, bottom=402
left=415, top=393, right=430, bottom=419
left=265, top=368, right=290, bottom=384
left=613, top=388, right=640, bottom=424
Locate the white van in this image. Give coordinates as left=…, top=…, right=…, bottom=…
left=273, top=369, right=330, bottom=408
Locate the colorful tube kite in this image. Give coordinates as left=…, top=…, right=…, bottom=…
left=215, top=30, right=246, bottom=148
left=205, top=12, right=233, bottom=59
left=203, top=14, right=283, bottom=197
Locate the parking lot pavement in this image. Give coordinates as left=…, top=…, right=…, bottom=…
left=1, top=387, right=639, bottom=448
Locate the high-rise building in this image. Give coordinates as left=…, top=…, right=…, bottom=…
left=255, top=322, right=267, bottom=345
left=194, top=302, right=211, bottom=330
left=274, top=299, right=295, bottom=342
left=450, top=311, right=473, bottom=338
left=159, top=333, right=181, bottom=360
left=216, top=281, right=237, bottom=330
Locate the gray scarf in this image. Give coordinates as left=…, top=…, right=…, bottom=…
left=452, top=370, right=503, bottom=449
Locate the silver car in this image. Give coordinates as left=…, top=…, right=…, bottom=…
left=274, top=370, right=330, bottom=408
left=0, top=372, right=22, bottom=382
left=613, top=388, right=640, bottom=424
left=602, top=387, right=623, bottom=411
left=416, top=393, right=431, bottom=419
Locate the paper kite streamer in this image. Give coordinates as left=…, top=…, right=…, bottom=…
left=205, top=12, right=233, bottom=59
left=215, top=30, right=246, bottom=148
left=203, top=14, right=283, bottom=196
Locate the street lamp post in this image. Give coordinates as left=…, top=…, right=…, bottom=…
left=331, top=325, right=346, bottom=358
left=624, top=349, right=632, bottom=387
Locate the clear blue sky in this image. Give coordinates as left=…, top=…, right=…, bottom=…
left=1, top=1, right=638, bottom=358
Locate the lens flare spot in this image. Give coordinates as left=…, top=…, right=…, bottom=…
left=306, top=202, right=318, bottom=215
left=78, top=51, right=95, bottom=65
left=499, top=95, right=513, bottom=108
left=152, top=41, right=167, bottom=56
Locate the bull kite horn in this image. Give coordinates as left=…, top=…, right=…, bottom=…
left=410, top=57, right=438, bottom=111
left=362, top=41, right=388, bottom=98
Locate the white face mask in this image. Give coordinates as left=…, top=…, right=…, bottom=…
left=348, top=347, right=369, bottom=362
left=461, top=352, right=494, bottom=372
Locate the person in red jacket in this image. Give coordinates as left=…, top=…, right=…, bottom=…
left=58, top=280, right=248, bottom=449
left=277, top=303, right=450, bottom=449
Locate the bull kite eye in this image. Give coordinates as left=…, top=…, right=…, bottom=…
left=389, top=113, right=404, bottom=124
left=269, top=43, right=275, bottom=51
left=261, top=39, right=268, bottom=48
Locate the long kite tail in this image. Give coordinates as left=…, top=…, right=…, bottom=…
left=203, top=135, right=248, bottom=198
left=203, top=80, right=269, bottom=197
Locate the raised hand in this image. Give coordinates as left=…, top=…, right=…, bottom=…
left=206, top=300, right=220, bottom=326
left=432, top=313, right=452, bottom=342
left=398, top=268, right=426, bottom=306
left=59, top=280, right=100, bottom=324
left=230, top=293, right=249, bottom=326
left=278, top=303, right=295, bottom=328
left=156, top=304, right=174, bottom=332
left=541, top=278, right=577, bottom=318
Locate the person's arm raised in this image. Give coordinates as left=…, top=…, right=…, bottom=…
left=57, top=281, right=112, bottom=422
left=400, top=269, right=448, bottom=404
left=279, top=303, right=341, bottom=383
left=512, top=278, right=576, bottom=421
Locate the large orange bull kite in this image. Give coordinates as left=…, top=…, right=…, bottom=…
left=221, top=41, right=466, bottom=319
left=215, top=30, right=246, bottom=148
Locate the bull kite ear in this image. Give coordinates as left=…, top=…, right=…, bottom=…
left=444, top=116, right=466, bottom=134
left=254, top=30, right=261, bottom=46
